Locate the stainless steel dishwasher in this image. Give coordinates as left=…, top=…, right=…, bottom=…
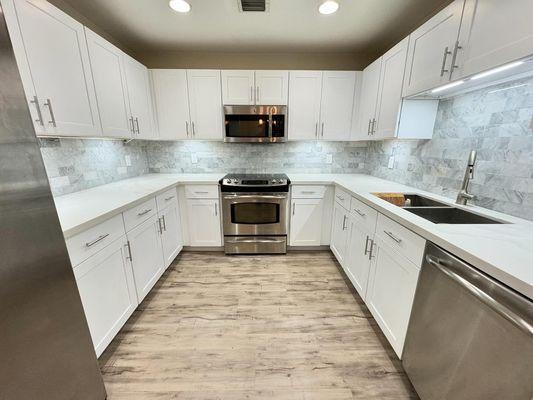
left=402, top=242, right=533, bottom=400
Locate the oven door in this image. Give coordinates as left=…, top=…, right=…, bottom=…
left=224, top=105, right=286, bottom=143
left=222, top=193, right=288, bottom=236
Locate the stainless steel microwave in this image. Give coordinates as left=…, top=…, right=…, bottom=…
left=223, top=105, right=287, bottom=143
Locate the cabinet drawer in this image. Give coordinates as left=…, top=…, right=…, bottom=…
left=334, top=186, right=351, bottom=210
left=349, top=196, right=378, bottom=232
left=123, top=197, right=157, bottom=232
left=375, top=213, right=426, bottom=266
left=156, top=187, right=178, bottom=211
left=66, top=214, right=125, bottom=267
left=185, top=184, right=219, bottom=199
left=292, top=185, right=327, bottom=199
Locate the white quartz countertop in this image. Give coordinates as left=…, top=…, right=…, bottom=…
left=54, top=173, right=533, bottom=300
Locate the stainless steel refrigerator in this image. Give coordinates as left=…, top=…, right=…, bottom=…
left=0, top=4, right=107, bottom=400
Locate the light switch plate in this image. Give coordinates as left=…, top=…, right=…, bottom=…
left=191, top=153, right=198, bottom=164
left=125, top=155, right=132, bottom=167
left=326, top=154, right=333, bottom=164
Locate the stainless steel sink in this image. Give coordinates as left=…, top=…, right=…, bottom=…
left=404, top=207, right=506, bottom=224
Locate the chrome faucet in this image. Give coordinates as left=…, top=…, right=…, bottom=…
left=456, top=150, right=477, bottom=205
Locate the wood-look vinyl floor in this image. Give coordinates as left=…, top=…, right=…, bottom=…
left=99, top=251, right=418, bottom=400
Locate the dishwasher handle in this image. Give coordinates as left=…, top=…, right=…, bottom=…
left=426, top=255, right=533, bottom=336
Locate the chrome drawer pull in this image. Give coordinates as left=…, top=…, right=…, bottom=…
left=137, top=208, right=152, bottom=216
left=384, top=230, right=402, bottom=243
left=85, top=233, right=109, bottom=247
left=195, top=191, right=209, bottom=194
left=336, top=195, right=345, bottom=201
left=125, top=241, right=133, bottom=261
left=354, top=208, right=366, bottom=217
left=164, top=196, right=175, bottom=201
left=301, top=191, right=316, bottom=194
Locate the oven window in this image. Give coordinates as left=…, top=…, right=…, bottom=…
left=225, top=114, right=269, bottom=138
left=231, top=203, right=280, bottom=224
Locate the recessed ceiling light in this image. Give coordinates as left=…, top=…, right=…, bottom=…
left=470, top=60, right=524, bottom=80
left=431, top=80, right=465, bottom=94
left=169, top=0, right=191, bottom=13
left=319, top=1, right=339, bottom=15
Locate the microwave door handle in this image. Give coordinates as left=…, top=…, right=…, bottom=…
left=268, top=109, right=273, bottom=141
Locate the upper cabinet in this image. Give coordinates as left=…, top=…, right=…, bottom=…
left=221, top=70, right=288, bottom=105
left=403, top=0, right=465, bottom=97
left=3, top=0, right=101, bottom=137
left=453, top=0, right=533, bottom=80
left=85, top=29, right=132, bottom=139
left=287, top=71, right=323, bottom=140
left=187, top=69, right=223, bottom=140
left=151, top=69, right=191, bottom=140
left=123, top=55, right=156, bottom=140
left=357, top=58, right=382, bottom=139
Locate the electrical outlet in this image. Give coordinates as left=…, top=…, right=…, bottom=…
left=326, top=154, right=333, bottom=164
left=388, top=155, right=395, bottom=169
left=191, top=153, right=198, bottom=164
left=125, top=155, right=132, bottom=167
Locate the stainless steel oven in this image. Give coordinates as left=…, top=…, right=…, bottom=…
left=224, top=105, right=287, bottom=143
left=220, top=174, right=290, bottom=254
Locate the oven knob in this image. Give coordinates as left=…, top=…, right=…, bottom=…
left=232, top=179, right=238, bottom=184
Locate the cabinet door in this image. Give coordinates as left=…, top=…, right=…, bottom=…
left=85, top=29, right=132, bottom=138
left=127, top=215, right=164, bottom=302
left=124, top=56, right=155, bottom=139
left=345, top=218, right=373, bottom=300
left=289, top=198, right=324, bottom=246
left=320, top=71, right=356, bottom=141
left=255, top=70, right=289, bottom=105
left=4, top=0, right=101, bottom=137
left=288, top=71, right=323, bottom=140
left=151, top=69, right=191, bottom=140
left=187, top=70, right=223, bottom=140
left=186, top=198, right=222, bottom=246
left=374, top=37, right=409, bottom=140
left=73, top=237, right=137, bottom=357
left=454, top=0, right=533, bottom=80
left=159, top=201, right=183, bottom=269
left=221, top=70, right=254, bottom=105
left=366, top=238, right=421, bottom=358
left=357, top=58, right=382, bottom=140
left=330, top=202, right=349, bottom=265
left=403, top=0, right=464, bottom=97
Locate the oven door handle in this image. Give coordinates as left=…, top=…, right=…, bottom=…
left=225, top=237, right=286, bottom=244
left=223, top=195, right=287, bottom=200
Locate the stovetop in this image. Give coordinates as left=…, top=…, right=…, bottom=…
left=219, top=173, right=290, bottom=192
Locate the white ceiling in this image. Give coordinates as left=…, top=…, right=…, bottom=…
left=59, top=0, right=451, bottom=54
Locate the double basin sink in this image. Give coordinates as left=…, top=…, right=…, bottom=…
left=375, top=194, right=506, bottom=225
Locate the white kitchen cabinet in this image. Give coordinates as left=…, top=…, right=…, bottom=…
left=2, top=0, right=101, bottom=137
left=403, top=0, right=465, bottom=97
left=357, top=58, right=382, bottom=139
left=345, top=216, right=374, bottom=300
left=127, top=214, right=165, bottom=302
left=290, top=198, right=324, bottom=246
left=158, top=198, right=183, bottom=268
left=366, top=237, right=422, bottom=358
left=288, top=71, right=323, bottom=140
left=454, top=0, right=533, bottom=80
left=255, top=70, right=289, bottom=105
left=186, top=198, right=222, bottom=246
left=330, top=201, right=350, bottom=265
left=319, top=71, right=357, bottom=141
left=85, top=28, right=132, bottom=139
left=124, top=55, right=155, bottom=139
left=187, top=69, right=223, bottom=140
left=73, top=237, right=137, bottom=357
left=151, top=69, right=191, bottom=140
left=221, top=70, right=255, bottom=105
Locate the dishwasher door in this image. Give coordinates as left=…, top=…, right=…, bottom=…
left=402, top=242, right=533, bottom=400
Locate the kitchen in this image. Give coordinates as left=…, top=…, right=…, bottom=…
left=0, top=0, right=532, bottom=399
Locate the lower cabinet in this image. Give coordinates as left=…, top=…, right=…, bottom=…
left=365, top=237, right=421, bottom=358
left=344, top=216, right=374, bottom=300
left=330, top=201, right=350, bottom=265
left=127, top=214, right=165, bottom=302
left=158, top=199, right=183, bottom=268
left=290, top=198, right=323, bottom=246
left=186, top=198, right=222, bottom=246
left=73, top=237, right=138, bottom=357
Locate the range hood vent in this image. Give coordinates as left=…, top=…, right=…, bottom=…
left=239, top=0, right=269, bottom=12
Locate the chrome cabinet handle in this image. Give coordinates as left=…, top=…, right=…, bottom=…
left=157, top=217, right=163, bottom=234
left=85, top=233, right=109, bottom=247
left=292, top=202, right=295, bottom=216
left=214, top=202, right=218, bottom=216
left=185, top=121, right=189, bottom=137
left=137, top=208, right=152, bottom=216
left=354, top=208, right=366, bottom=217
left=449, top=41, right=462, bottom=80
left=321, top=122, right=324, bottom=137
left=364, top=235, right=370, bottom=255
left=162, top=215, right=167, bottom=231
left=44, top=98, right=56, bottom=127
left=367, top=119, right=372, bottom=135
left=250, top=86, right=253, bottom=102
left=425, top=255, right=533, bottom=336
left=256, top=86, right=259, bottom=103
left=315, top=122, right=318, bottom=138
left=134, top=117, right=140, bottom=135
left=342, top=215, right=347, bottom=230
left=371, top=118, right=376, bottom=134
left=440, top=46, right=452, bottom=77
left=383, top=230, right=402, bottom=243
left=129, top=116, right=135, bottom=134
left=192, top=121, right=196, bottom=137
left=30, top=96, right=44, bottom=126
left=368, top=239, right=375, bottom=260
left=125, top=241, right=133, bottom=261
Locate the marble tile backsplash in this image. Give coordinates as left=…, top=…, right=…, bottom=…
left=366, top=77, right=533, bottom=221
left=40, top=138, right=148, bottom=196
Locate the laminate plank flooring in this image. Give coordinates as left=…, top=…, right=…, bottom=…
left=99, top=251, right=418, bottom=399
